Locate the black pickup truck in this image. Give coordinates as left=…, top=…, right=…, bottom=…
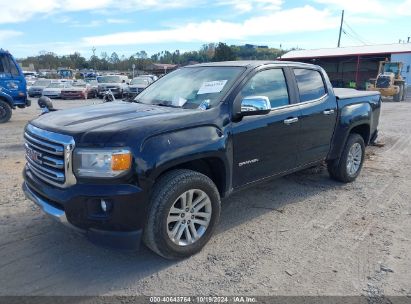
left=23, top=61, right=381, bottom=259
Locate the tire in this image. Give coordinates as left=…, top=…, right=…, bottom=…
left=401, top=84, right=406, bottom=101
left=0, top=100, right=12, bottom=123
left=143, top=169, right=221, bottom=259
left=394, top=85, right=402, bottom=102
left=327, top=133, right=365, bottom=183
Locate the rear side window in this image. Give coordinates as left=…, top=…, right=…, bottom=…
left=293, top=69, right=326, bottom=102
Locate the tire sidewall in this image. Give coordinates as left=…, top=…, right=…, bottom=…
left=152, top=173, right=221, bottom=258
left=341, top=134, right=365, bottom=182
left=0, top=100, right=12, bottom=123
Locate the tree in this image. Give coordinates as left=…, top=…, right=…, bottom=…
left=110, top=52, right=120, bottom=64
left=213, top=42, right=236, bottom=62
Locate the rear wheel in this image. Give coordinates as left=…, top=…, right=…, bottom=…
left=328, top=133, right=365, bottom=183
left=401, top=84, right=406, bottom=101
left=0, top=100, right=12, bottom=123
left=143, top=169, right=221, bottom=259
left=394, top=85, right=403, bottom=102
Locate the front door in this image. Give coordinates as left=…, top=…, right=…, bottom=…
left=231, top=68, right=302, bottom=188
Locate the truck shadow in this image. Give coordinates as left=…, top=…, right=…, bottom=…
left=0, top=165, right=343, bottom=295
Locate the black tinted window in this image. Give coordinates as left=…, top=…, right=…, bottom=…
left=0, top=55, right=7, bottom=74
left=0, top=55, right=19, bottom=77
left=293, top=69, right=326, bottom=102
left=7, top=55, right=19, bottom=77
left=240, top=69, right=289, bottom=108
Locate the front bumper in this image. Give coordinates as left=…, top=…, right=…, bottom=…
left=23, top=167, right=146, bottom=250
left=43, top=93, right=61, bottom=98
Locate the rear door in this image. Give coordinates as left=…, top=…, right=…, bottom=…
left=291, top=68, right=338, bottom=165
left=231, top=67, right=302, bottom=187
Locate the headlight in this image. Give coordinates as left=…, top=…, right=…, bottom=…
left=73, top=148, right=132, bottom=178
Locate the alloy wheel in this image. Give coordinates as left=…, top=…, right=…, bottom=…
left=166, top=189, right=212, bottom=246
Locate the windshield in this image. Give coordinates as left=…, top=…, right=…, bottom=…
left=131, top=78, right=149, bottom=85
left=135, top=66, right=244, bottom=109
left=33, top=80, right=51, bottom=86
left=47, top=82, right=65, bottom=88
left=383, top=63, right=400, bottom=75
left=73, top=82, right=87, bottom=87
left=97, top=75, right=121, bottom=83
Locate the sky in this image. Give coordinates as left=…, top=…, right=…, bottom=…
left=1, top=0, right=411, bottom=59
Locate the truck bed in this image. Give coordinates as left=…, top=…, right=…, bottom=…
left=333, top=88, right=380, bottom=99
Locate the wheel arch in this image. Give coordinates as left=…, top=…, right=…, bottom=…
left=0, top=92, right=14, bottom=108
left=150, top=156, right=229, bottom=198
left=349, top=123, right=370, bottom=146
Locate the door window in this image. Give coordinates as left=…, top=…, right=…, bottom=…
left=240, top=69, right=289, bottom=108
left=0, top=55, right=8, bottom=75
left=0, top=55, right=19, bottom=77
left=7, top=56, right=19, bottom=77
left=293, top=69, right=326, bottom=102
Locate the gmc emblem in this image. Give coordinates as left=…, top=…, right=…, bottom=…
left=26, top=146, right=43, bottom=165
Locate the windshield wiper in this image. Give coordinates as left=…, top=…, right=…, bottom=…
left=153, top=102, right=181, bottom=108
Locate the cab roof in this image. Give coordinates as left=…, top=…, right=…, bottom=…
left=187, top=60, right=318, bottom=69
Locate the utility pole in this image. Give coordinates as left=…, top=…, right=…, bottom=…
left=337, top=10, right=344, bottom=47
left=91, top=46, right=96, bottom=71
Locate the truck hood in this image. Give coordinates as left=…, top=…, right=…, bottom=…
left=29, top=86, right=46, bottom=90
left=30, top=102, right=201, bottom=144
left=43, top=88, right=62, bottom=93
left=62, top=87, right=86, bottom=92
left=98, top=83, right=121, bottom=87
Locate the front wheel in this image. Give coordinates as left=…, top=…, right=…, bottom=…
left=0, top=100, right=12, bottom=123
left=143, top=169, right=221, bottom=259
left=328, top=133, right=365, bottom=183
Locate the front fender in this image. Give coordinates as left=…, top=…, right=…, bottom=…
left=138, top=126, right=229, bottom=183
left=0, top=90, right=14, bottom=108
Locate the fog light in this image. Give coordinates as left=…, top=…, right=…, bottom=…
left=100, top=199, right=111, bottom=212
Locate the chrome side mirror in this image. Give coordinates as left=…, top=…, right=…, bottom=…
left=240, top=96, right=271, bottom=116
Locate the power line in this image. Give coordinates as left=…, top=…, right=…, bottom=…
left=343, top=20, right=372, bottom=45
left=342, top=30, right=365, bottom=45
left=343, top=29, right=367, bottom=45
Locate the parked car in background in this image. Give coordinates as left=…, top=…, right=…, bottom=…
left=42, top=82, right=71, bottom=98
left=28, top=79, right=51, bottom=97
left=25, top=77, right=37, bottom=90
left=97, top=75, right=129, bottom=98
left=126, top=76, right=152, bottom=95
left=85, top=78, right=98, bottom=91
left=61, top=81, right=96, bottom=99
left=139, top=74, right=158, bottom=82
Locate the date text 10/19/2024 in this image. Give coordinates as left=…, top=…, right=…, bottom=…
left=149, top=296, right=257, bottom=303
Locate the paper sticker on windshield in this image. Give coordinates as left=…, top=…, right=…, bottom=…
left=197, top=80, right=228, bottom=95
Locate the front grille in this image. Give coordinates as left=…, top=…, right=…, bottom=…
left=130, top=88, right=144, bottom=93
left=376, top=76, right=391, bottom=88
left=24, top=124, right=76, bottom=188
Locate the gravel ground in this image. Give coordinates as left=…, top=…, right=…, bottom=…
left=0, top=96, right=410, bottom=297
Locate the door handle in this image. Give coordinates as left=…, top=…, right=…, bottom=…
left=323, top=109, right=335, bottom=115
left=283, top=117, right=299, bottom=125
